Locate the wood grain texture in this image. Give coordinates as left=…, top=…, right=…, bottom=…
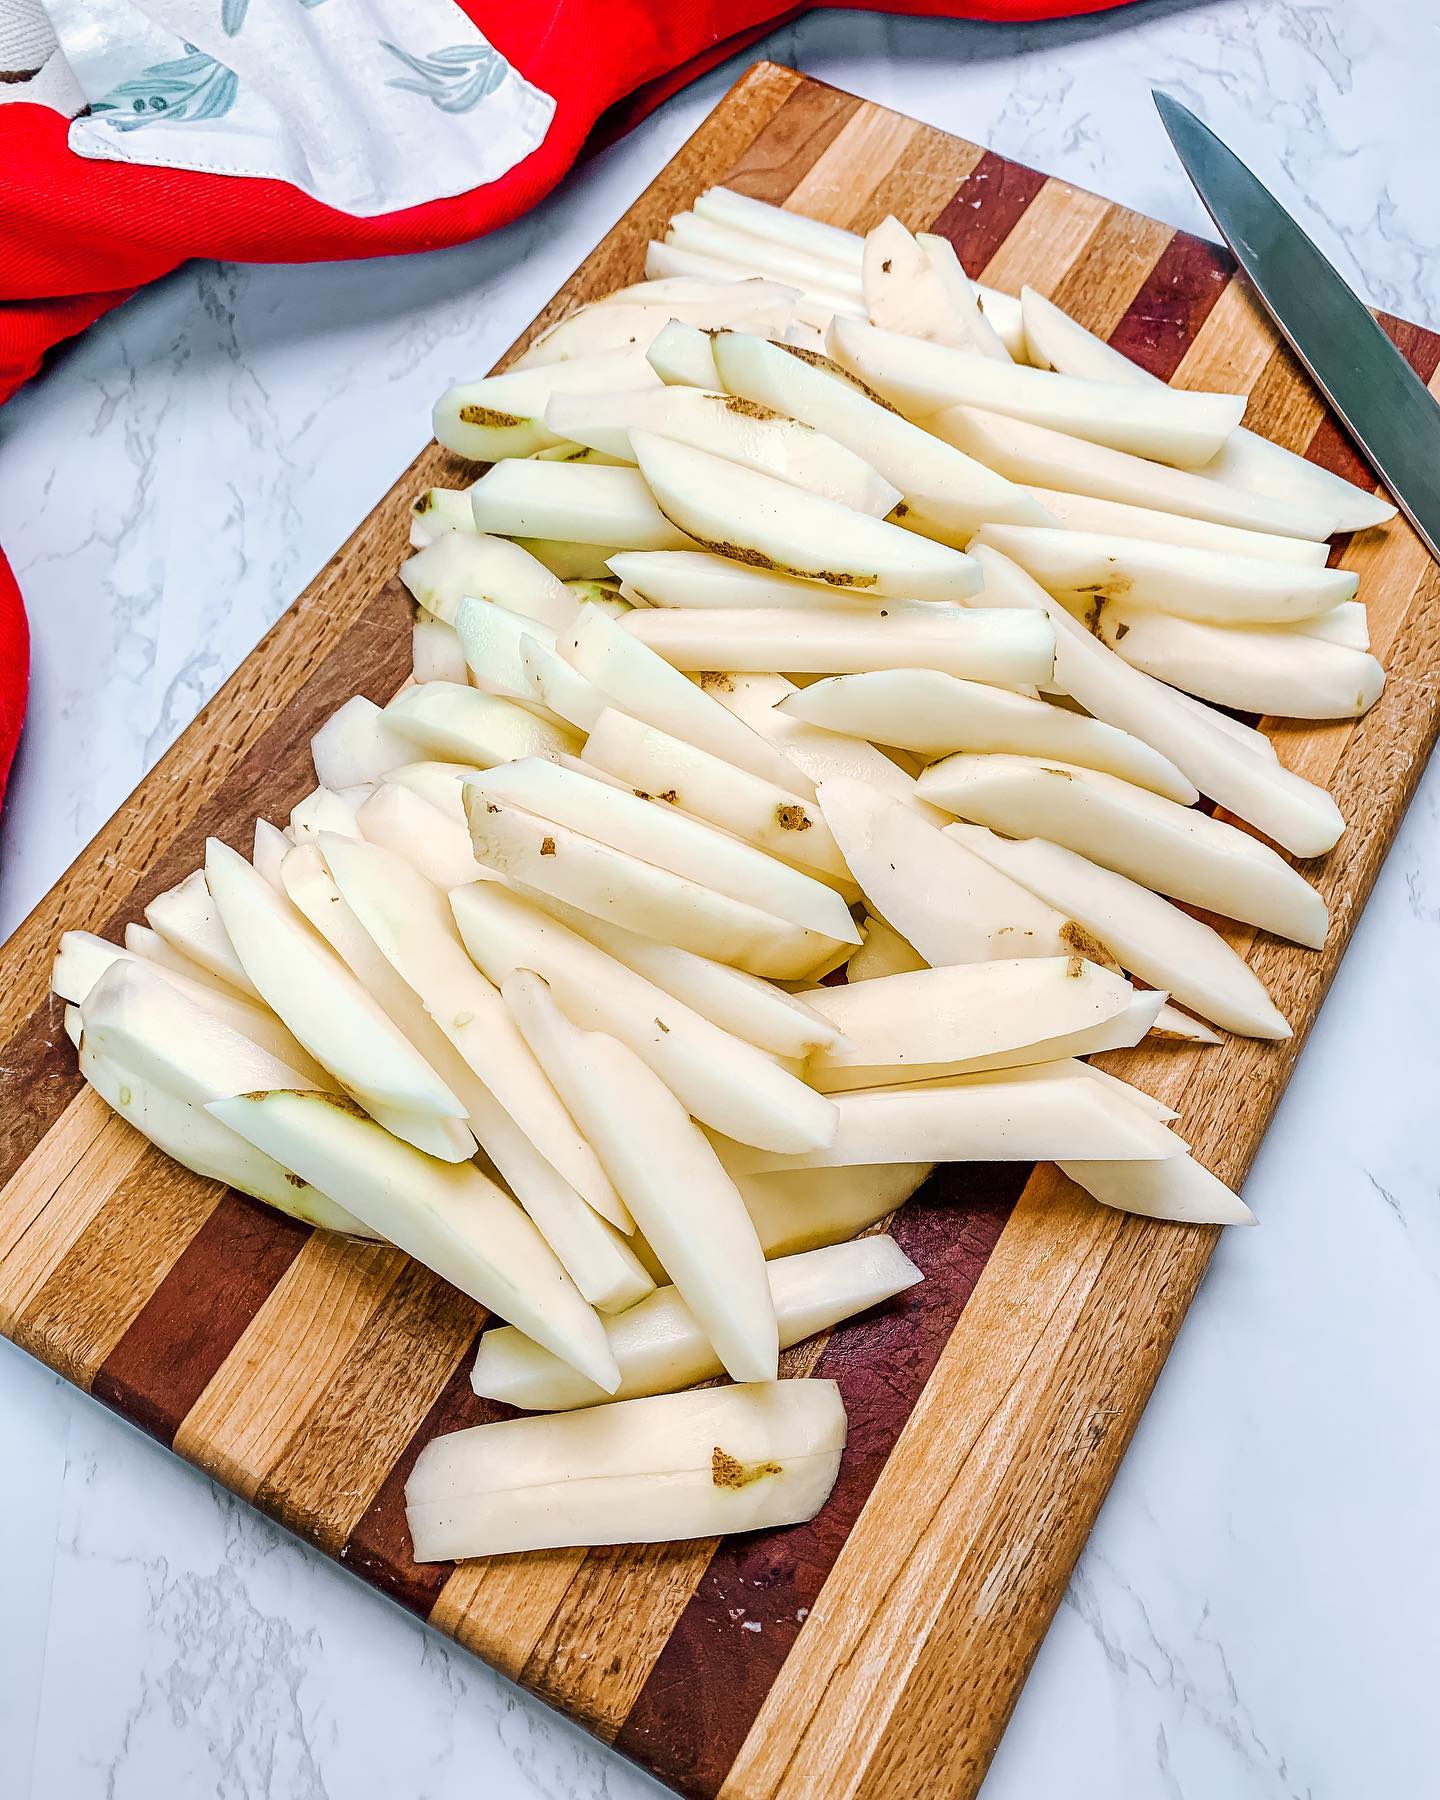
left=2, top=63, right=1438, bottom=1800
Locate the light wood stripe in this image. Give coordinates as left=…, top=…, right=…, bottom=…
left=1046, top=209, right=1177, bottom=336
left=431, top=1551, right=587, bottom=1681
left=0, top=1086, right=111, bottom=1264
left=861, top=125, right=986, bottom=235
left=979, top=181, right=1111, bottom=301
left=173, top=1235, right=404, bottom=1498
left=782, top=108, right=919, bottom=226
left=1170, top=274, right=1275, bottom=392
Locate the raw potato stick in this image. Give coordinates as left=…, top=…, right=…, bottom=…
left=433, top=347, right=660, bottom=460
left=384, top=681, right=578, bottom=767
left=828, top=316, right=1244, bottom=466
left=917, top=753, right=1328, bottom=948
left=971, top=523, right=1358, bottom=625
left=779, top=669, right=1195, bottom=801
left=621, top=604, right=1056, bottom=686
left=629, top=429, right=984, bottom=602
left=503, top=972, right=778, bottom=1384
left=1021, top=484, right=1331, bottom=566
left=472, top=1237, right=921, bottom=1410
left=951, top=824, right=1290, bottom=1039
left=400, top=530, right=575, bottom=630
left=404, top=1381, right=846, bottom=1560
left=1061, top=1155, right=1254, bottom=1226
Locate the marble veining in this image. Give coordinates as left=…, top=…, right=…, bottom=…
left=3, top=5, right=1438, bottom=1796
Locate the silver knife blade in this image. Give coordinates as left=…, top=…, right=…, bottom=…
left=1154, top=89, right=1440, bottom=560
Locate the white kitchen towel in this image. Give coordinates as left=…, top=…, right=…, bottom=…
left=27, top=0, right=555, bottom=217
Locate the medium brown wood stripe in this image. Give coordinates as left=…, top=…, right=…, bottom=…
left=13, top=1147, right=219, bottom=1390
left=1169, top=275, right=1275, bottom=394
left=0, top=1112, right=146, bottom=1331
left=781, top=107, right=917, bottom=227
left=172, top=1235, right=403, bottom=1499
left=432, top=1548, right=590, bottom=1681
left=92, top=1192, right=312, bottom=1444
left=978, top=182, right=1110, bottom=303
left=863, top=124, right=985, bottom=236
left=718, top=79, right=862, bottom=206
left=257, top=1261, right=480, bottom=1554
left=618, top=1167, right=1022, bottom=1796
left=1103, top=229, right=1233, bottom=380
left=1045, top=210, right=1180, bottom=340
left=927, top=148, right=1048, bottom=277
left=0, top=1086, right=110, bottom=1265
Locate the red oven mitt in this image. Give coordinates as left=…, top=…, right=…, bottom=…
left=0, top=0, right=1127, bottom=803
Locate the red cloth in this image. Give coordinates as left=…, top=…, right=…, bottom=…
left=0, top=1, right=1124, bottom=802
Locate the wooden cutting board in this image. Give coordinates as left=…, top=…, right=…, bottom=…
left=3, top=61, right=1438, bottom=1800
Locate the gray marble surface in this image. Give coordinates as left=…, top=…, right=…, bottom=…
left=3, top=4, right=1438, bottom=1796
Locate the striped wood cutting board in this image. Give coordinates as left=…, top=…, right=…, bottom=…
left=3, top=61, right=1438, bottom=1800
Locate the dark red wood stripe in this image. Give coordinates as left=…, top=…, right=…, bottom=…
left=1105, top=229, right=1233, bottom=381
left=342, top=1333, right=514, bottom=1616
left=927, top=150, right=1048, bottom=277
left=613, top=1163, right=1025, bottom=1799
left=91, top=1192, right=310, bottom=1444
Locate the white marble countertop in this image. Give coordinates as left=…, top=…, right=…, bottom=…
left=3, top=5, right=1438, bottom=1796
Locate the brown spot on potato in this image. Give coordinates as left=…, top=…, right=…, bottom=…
left=658, top=789, right=678, bottom=804
left=775, top=803, right=812, bottom=833
left=633, top=788, right=652, bottom=801
left=485, top=802, right=500, bottom=814
left=881, top=257, right=893, bottom=274
left=1066, top=955, right=1085, bottom=979
left=890, top=501, right=909, bottom=520
left=1059, top=920, right=1111, bottom=965
left=284, top=1171, right=307, bottom=1188
left=413, top=492, right=434, bottom=513
left=712, top=1447, right=783, bottom=1489
left=540, top=836, right=556, bottom=856
left=655, top=1018, right=670, bottom=1035
left=720, top=395, right=783, bottom=422
left=1113, top=620, right=1129, bottom=642
left=699, top=671, right=735, bottom=693
left=458, top=404, right=527, bottom=429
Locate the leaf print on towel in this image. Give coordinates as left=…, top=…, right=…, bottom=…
left=379, top=41, right=512, bottom=114
left=89, top=46, right=238, bottom=130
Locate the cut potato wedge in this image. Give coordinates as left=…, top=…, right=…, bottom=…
left=972, top=523, right=1358, bottom=625
left=511, top=890, right=840, bottom=1059
left=510, top=537, right=626, bottom=580
left=410, top=486, right=476, bottom=546
left=544, top=385, right=902, bottom=517
left=863, top=216, right=1002, bottom=356
left=250, top=819, right=291, bottom=892
left=829, top=317, right=1243, bottom=466
left=1151, top=1003, right=1222, bottom=1045
left=357, top=782, right=491, bottom=889
left=803, top=957, right=1133, bottom=1074
left=646, top=317, right=722, bottom=388
left=667, top=212, right=862, bottom=310
left=516, top=632, right=608, bottom=731
left=952, top=825, right=1290, bottom=1039
left=845, top=914, right=925, bottom=982
left=937, top=404, right=1336, bottom=539
left=630, top=430, right=982, bottom=601
left=204, top=837, right=470, bottom=1133
left=53, top=929, right=329, bottom=1079
left=289, top=785, right=365, bottom=844
left=413, top=614, right=469, bottom=685
left=621, top=604, right=1056, bottom=686
left=473, top=1236, right=920, bottom=1410
left=433, top=348, right=660, bottom=461
left=1094, top=606, right=1386, bottom=720
left=318, top=835, right=628, bottom=1231
left=406, top=1380, right=843, bottom=1559
left=145, top=869, right=259, bottom=999
left=383, top=760, right=471, bottom=822
left=918, top=754, right=1327, bottom=947
left=451, top=882, right=838, bottom=1153
left=581, top=707, right=854, bottom=883
left=916, top=231, right=1013, bottom=360
left=1298, top=601, right=1369, bottom=651
left=451, top=595, right=563, bottom=703
left=817, top=775, right=1089, bottom=965
left=726, top=1060, right=1184, bottom=1171
left=1027, top=485, right=1331, bottom=565
left=311, top=694, right=414, bottom=790
left=471, top=458, right=695, bottom=551
left=470, top=758, right=859, bottom=943
left=79, top=1037, right=375, bottom=1236
left=1061, top=1154, right=1254, bottom=1225
left=560, top=603, right=814, bottom=794
left=504, top=972, right=777, bottom=1383
left=213, top=1090, right=619, bottom=1392
left=1019, top=284, right=1394, bottom=534
left=399, top=530, right=575, bottom=630
left=511, top=294, right=794, bottom=371
left=779, top=669, right=1195, bottom=801
left=736, top=1163, right=933, bottom=1256
left=709, top=329, right=1049, bottom=539
left=971, top=545, right=1345, bottom=859
left=464, top=789, right=843, bottom=980
left=609, top=548, right=917, bottom=613
left=384, top=680, right=579, bottom=766
left=124, top=919, right=239, bottom=997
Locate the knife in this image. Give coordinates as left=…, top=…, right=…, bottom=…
left=1154, top=89, right=1440, bottom=561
